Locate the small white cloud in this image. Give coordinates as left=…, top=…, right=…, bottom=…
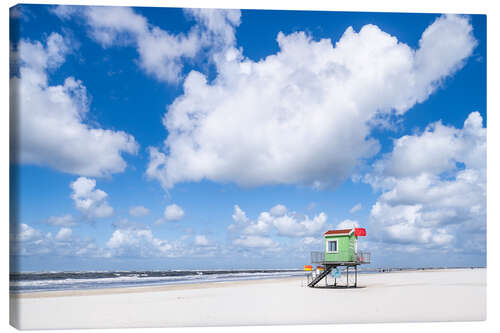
left=273, top=212, right=327, bottom=238
left=228, top=205, right=270, bottom=236
left=164, top=204, right=184, bottom=221
left=233, top=235, right=278, bottom=249
left=307, top=202, right=317, bottom=211
left=47, top=214, right=77, bottom=227
left=112, top=218, right=146, bottom=230
left=269, top=204, right=287, bottom=217
left=153, top=218, right=165, bottom=226
left=106, top=228, right=173, bottom=257
left=349, top=203, right=362, bottom=214
left=70, top=177, right=113, bottom=219
left=11, top=223, right=101, bottom=257
left=228, top=205, right=327, bottom=238
left=231, top=205, right=249, bottom=223
left=194, top=235, right=209, bottom=246
left=336, top=219, right=359, bottom=230
left=129, top=205, right=150, bottom=217
left=49, top=5, right=78, bottom=19
left=16, top=223, right=41, bottom=242
left=55, top=227, right=72, bottom=241
left=302, top=236, right=322, bottom=246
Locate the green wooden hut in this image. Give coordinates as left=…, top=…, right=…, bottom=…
left=324, top=228, right=367, bottom=263
left=308, top=228, right=370, bottom=288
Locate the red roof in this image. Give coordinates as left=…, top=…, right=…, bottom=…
left=324, top=229, right=352, bottom=235
left=324, top=228, right=367, bottom=237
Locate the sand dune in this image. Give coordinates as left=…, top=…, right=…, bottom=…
left=10, top=268, right=486, bottom=329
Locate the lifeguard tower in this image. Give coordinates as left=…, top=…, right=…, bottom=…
left=307, top=228, right=370, bottom=288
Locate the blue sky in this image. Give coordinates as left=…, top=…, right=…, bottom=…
left=10, top=5, right=486, bottom=271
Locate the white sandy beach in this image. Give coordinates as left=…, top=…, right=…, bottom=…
left=10, top=268, right=486, bottom=329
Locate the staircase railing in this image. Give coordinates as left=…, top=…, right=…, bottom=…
left=310, top=251, right=324, bottom=264
left=311, top=251, right=371, bottom=264
left=307, top=266, right=333, bottom=287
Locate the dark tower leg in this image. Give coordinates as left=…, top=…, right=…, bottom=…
left=355, top=265, right=357, bottom=288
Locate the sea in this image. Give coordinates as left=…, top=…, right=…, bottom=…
left=9, top=269, right=307, bottom=293
left=11, top=267, right=472, bottom=294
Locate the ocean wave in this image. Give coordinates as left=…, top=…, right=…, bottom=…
left=10, top=270, right=305, bottom=293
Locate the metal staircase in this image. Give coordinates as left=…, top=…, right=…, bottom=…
left=307, top=265, right=333, bottom=287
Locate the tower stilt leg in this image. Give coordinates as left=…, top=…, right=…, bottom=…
left=355, top=265, right=357, bottom=288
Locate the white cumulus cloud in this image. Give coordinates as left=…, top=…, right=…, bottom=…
left=146, top=14, right=476, bottom=190
left=15, top=223, right=42, bottom=242
left=194, top=235, right=209, bottom=246
left=107, top=227, right=174, bottom=257
left=70, top=177, right=114, bottom=219
left=336, top=219, right=359, bottom=230
left=52, top=6, right=241, bottom=84
left=366, top=112, right=486, bottom=253
left=129, top=205, right=150, bottom=217
left=47, top=214, right=77, bottom=227
left=233, top=235, right=278, bottom=249
left=10, top=32, right=139, bottom=177
left=11, top=223, right=101, bottom=257
left=273, top=212, right=327, bottom=238
left=164, top=204, right=185, bottom=221
left=55, top=227, right=73, bottom=241
left=302, top=236, right=322, bottom=246
left=349, top=203, right=362, bottom=214
left=269, top=204, right=287, bottom=217
left=228, top=204, right=327, bottom=239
